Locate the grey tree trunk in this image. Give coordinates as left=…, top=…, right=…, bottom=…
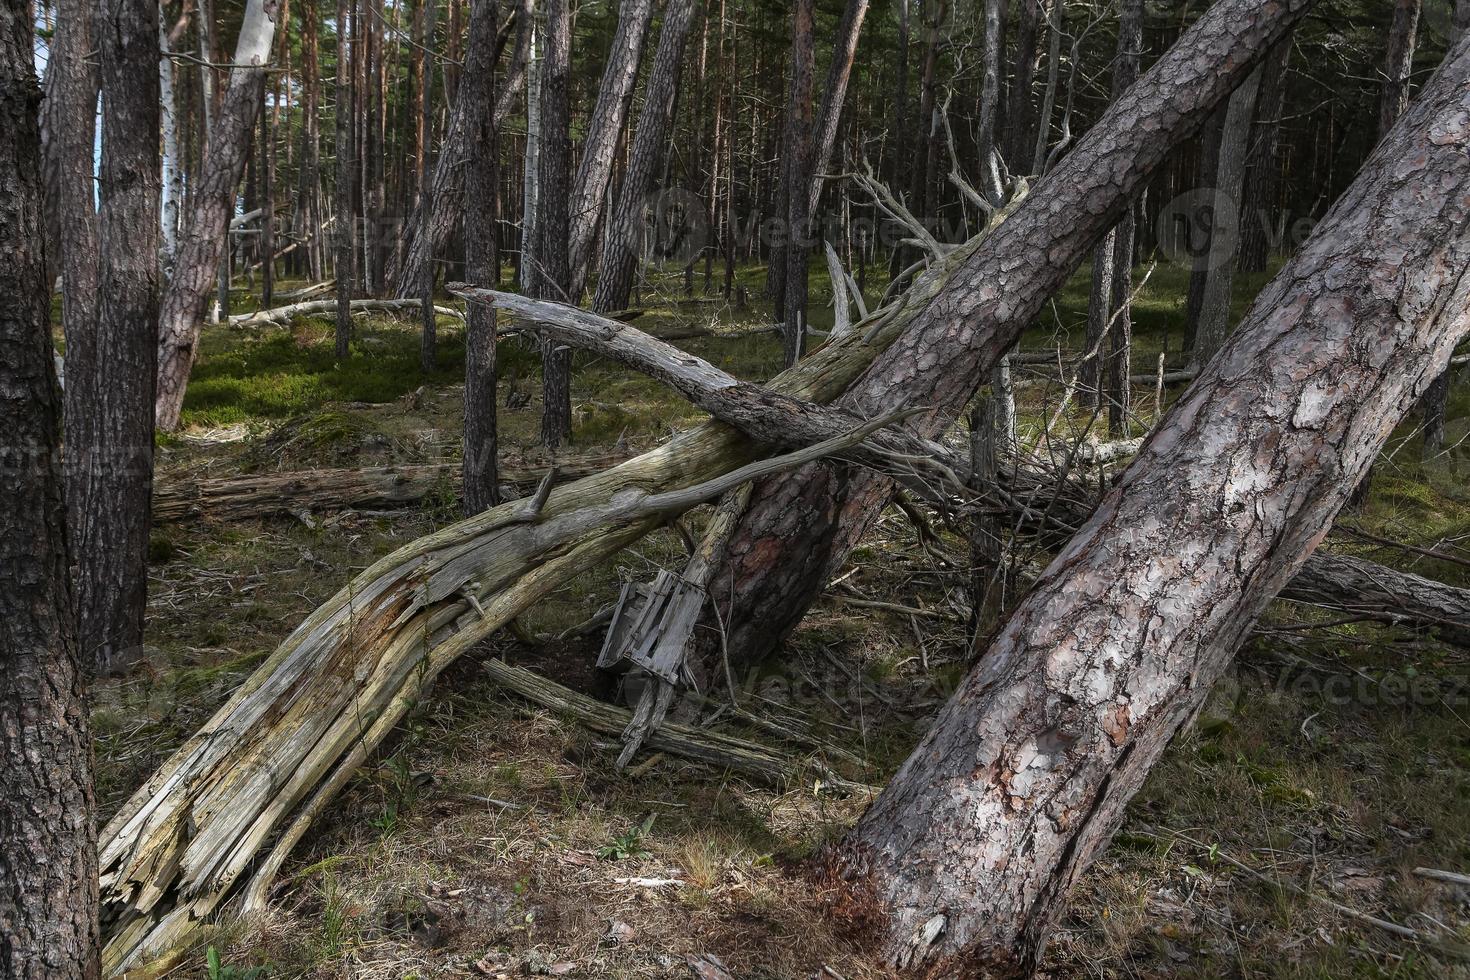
left=155, top=0, right=283, bottom=430
left=1190, top=64, right=1261, bottom=366
left=1380, top=0, right=1421, bottom=138
left=335, top=0, right=354, bottom=361
left=71, top=0, right=163, bottom=675
left=566, top=0, right=655, bottom=299
left=520, top=7, right=541, bottom=294
left=695, top=0, right=1319, bottom=682
left=591, top=0, right=702, bottom=315
left=464, top=0, right=501, bottom=513
left=1236, top=32, right=1292, bottom=273
left=836, top=40, right=1470, bottom=973
left=1084, top=0, right=1143, bottom=433
left=779, top=0, right=816, bottom=366
left=975, top=0, right=1006, bottom=205
left=806, top=0, right=869, bottom=217
left=537, top=0, right=573, bottom=446
left=419, top=0, right=438, bottom=373
left=0, top=1, right=99, bottom=972
left=1004, top=0, right=1043, bottom=173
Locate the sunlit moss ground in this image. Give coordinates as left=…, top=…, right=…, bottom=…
left=100, top=258, right=1470, bottom=978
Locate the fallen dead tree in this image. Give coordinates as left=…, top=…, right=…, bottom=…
left=97, top=4, right=1310, bottom=971
left=228, top=298, right=465, bottom=328
left=151, top=455, right=627, bottom=523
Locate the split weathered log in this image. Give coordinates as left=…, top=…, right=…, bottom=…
left=150, top=456, right=627, bottom=524
left=835, top=37, right=1470, bottom=972
left=478, top=659, right=871, bottom=795
left=228, top=298, right=465, bottom=328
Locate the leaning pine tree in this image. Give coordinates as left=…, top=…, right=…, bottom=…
left=834, top=30, right=1470, bottom=976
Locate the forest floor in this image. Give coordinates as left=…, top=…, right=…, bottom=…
left=96, top=260, right=1470, bottom=979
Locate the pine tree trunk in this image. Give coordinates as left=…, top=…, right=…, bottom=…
left=1236, top=31, right=1291, bottom=273
left=1004, top=0, right=1043, bottom=173
left=566, top=0, right=655, bottom=298
left=836, top=43, right=1470, bottom=973
left=334, top=0, right=355, bottom=360
left=591, top=0, right=701, bottom=315
left=0, top=1, right=99, bottom=974
left=695, top=0, right=1318, bottom=681
left=779, top=0, right=815, bottom=366
left=1192, top=65, right=1261, bottom=365
left=537, top=0, right=572, bottom=446
left=465, top=0, right=501, bottom=513
left=975, top=0, right=1006, bottom=205
left=70, top=0, right=163, bottom=675
left=160, top=6, right=184, bottom=271
left=155, top=0, right=283, bottom=430
left=806, top=0, right=868, bottom=217
left=1379, top=0, right=1421, bottom=138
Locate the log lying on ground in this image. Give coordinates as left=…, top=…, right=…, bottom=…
left=97, top=281, right=947, bottom=971
left=96, top=5, right=1311, bottom=970
left=836, top=39, right=1470, bottom=973
left=151, top=455, right=628, bottom=523
left=228, top=298, right=465, bottom=328
left=481, top=658, right=872, bottom=795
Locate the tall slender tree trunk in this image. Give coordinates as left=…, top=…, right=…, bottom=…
left=521, top=6, right=541, bottom=294
left=566, top=0, right=655, bottom=298
left=1379, top=0, right=1421, bottom=138
left=297, top=0, right=324, bottom=281
left=160, top=3, right=184, bottom=271
left=591, top=0, right=702, bottom=315
left=465, top=0, right=501, bottom=514
left=806, top=0, right=869, bottom=216
left=71, top=0, right=164, bottom=675
left=259, top=84, right=276, bottom=307
left=537, top=0, right=572, bottom=446
left=335, top=0, right=355, bottom=360
left=419, top=0, right=438, bottom=372
left=976, top=0, right=1006, bottom=205
left=1004, top=0, right=1043, bottom=173
left=1236, top=31, right=1292, bottom=273
left=154, top=0, right=283, bottom=430
left=779, top=0, right=816, bottom=366
left=1029, top=0, right=1063, bottom=177
left=1191, top=65, right=1261, bottom=365
left=1085, top=0, right=1143, bottom=433
left=837, top=43, right=1470, bottom=973
left=693, top=0, right=1318, bottom=682
left=0, top=3, right=98, bottom=974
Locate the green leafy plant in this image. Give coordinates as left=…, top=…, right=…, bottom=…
left=598, top=814, right=656, bottom=861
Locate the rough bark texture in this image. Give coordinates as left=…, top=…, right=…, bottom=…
left=71, top=0, right=163, bottom=675
left=566, top=0, right=655, bottom=298
left=590, top=0, right=701, bottom=315
left=155, top=0, right=282, bottom=430
left=41, top=0, right=96, bottom=299
left=465, top=0, right=501, bottom=514
left=838, top=40, right=1470, bottom=973
left=536, top=0, right=573, bottom=446
left=1004, top=0, right=1043, bottom=173
left=700, top=0, right=1320, bottom=679
left=0, top=2, right=99, bottom=971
